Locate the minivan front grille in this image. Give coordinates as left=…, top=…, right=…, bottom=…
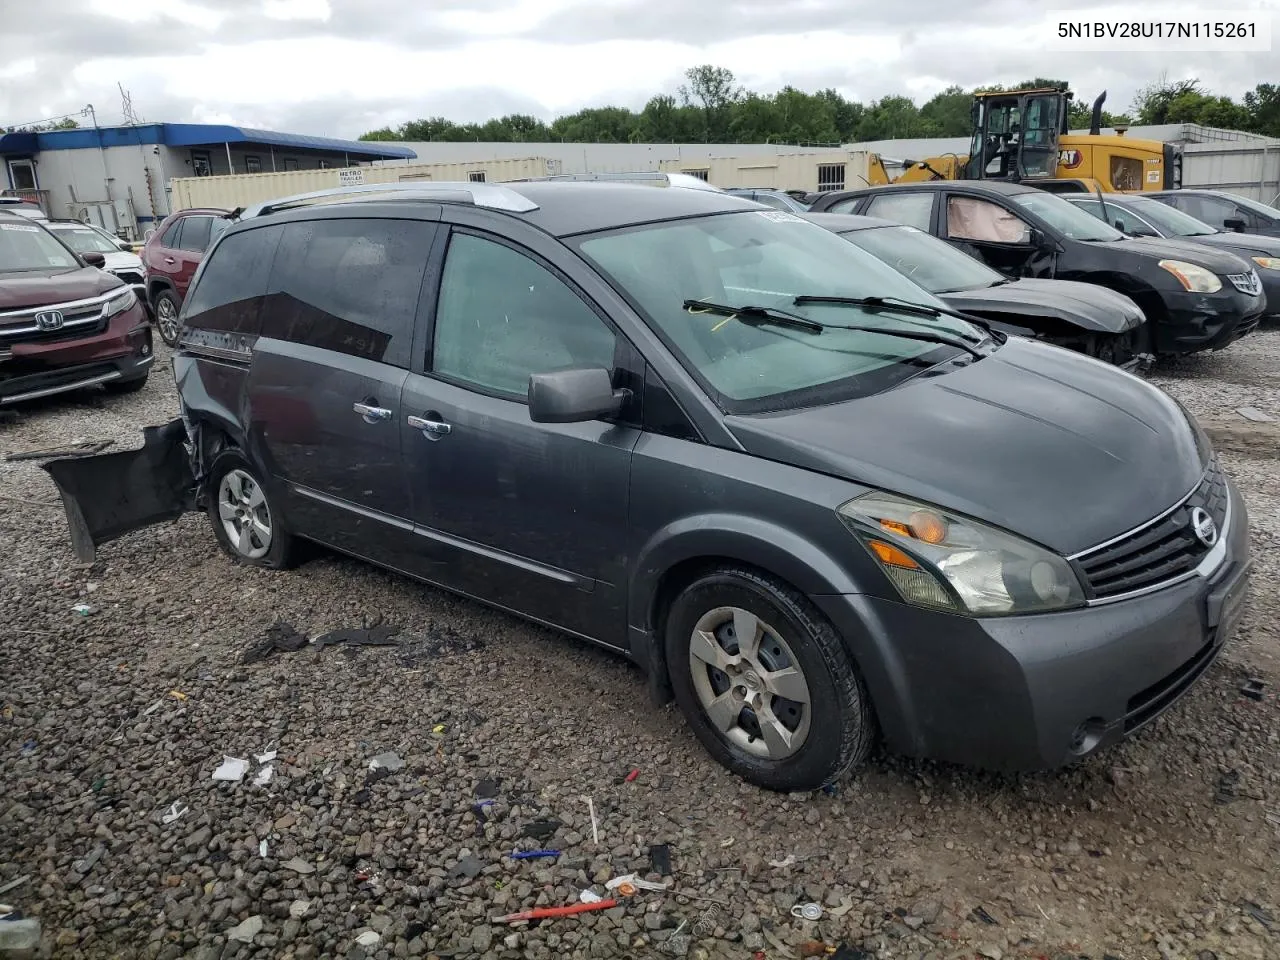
left=1227, top=271, right=1262, bottom=296
left=1074, top=458, right=1227, bottom=600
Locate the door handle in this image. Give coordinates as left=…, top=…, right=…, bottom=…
left=353, top=401, right=393, bottom=423
left=164, top=257, right=176, bottom=264
left=407, top=414, right=452, bottom=440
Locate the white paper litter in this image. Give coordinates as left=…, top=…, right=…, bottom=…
left=256, top=750, right=278, bottom=764
left=253, top=765, right=275, bottom=787
left=212, top=756, right=249, bottom=782
left=161, top=802, right=188, bottom=824
left=579, top=889, right=603, bottom=904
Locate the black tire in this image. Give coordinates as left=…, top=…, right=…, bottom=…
left=152, top=289, right=181, bottom=347
left=664, top=566, right=875, bottom=792
left=103, top=373, right=149, bottom=394
left=204, top=450, right=298, bottom=570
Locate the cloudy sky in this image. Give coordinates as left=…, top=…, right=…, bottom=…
left=2, top=0, right=1275, bottom=140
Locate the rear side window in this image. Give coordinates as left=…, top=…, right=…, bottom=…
left=865, top=193, right=934, bottom=231
left=825, top=198, right=862, bottom=214
left=1180, top=195, right=1236, bottom=228
left=159, top=219, right=184, bottom=248
left=259, top=218, right=434, bottom=368
left=182, top=225, right=284, bottom=334
left=177, top=216, right=214, bottom=252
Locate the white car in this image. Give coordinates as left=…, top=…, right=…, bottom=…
left=0, top=196, right=49, bottom=221
left=44, top=220, right=148, bottom=307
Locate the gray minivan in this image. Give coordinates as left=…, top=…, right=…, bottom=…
left=44, top=181, right=1253, bottom=792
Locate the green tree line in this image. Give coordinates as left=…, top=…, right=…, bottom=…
left=360, top=68, right=1280, bottom=145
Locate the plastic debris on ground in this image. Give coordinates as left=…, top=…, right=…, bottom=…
left=475, top=777, right=501, bottom=799
left=314, top=618, right=400, bottom=651
left=584, top=796, right=599, bottom=845
left=211, top=756, right=250, bottom=782
left=368, top=751, right=404, bottom=773
left=5, top=440, right=114, bottom=462
left=492, top=900, right=618, bottom=924
left=1240, top=678, right=1266, bottom=701
left=0, top=878, right=28, bottom=897
left=241, top=621, right=309, bottom=665
left=579, top=890, right=603, bottom=904
left=71, top=604, right=94, bottom=617
left=792, top=902, right=824, bottom=920
left=161, top=802, right=188, bottom=825
left=970, top=905, right=1000, bottom=925
left=649, top=843, right=672, bottom=876
left=1236, top=406, right=1276, bottom=423
left=605, top=873, right=671, bottom=894
left=521, top=820, right=561, bottom=841
left=259, top=840, right=269, bottom=858
left=354, top=930, right=381, bottom=947
left=510, top=849, right=559, bottom=860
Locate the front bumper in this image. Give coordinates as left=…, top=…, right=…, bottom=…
left=0, top=304, right=154, bottom=405
left=814, top=475, right=1252, bottom=772
left=1156, top=286, right=1266, bottom=354
left=1257, top=269, right=1280, bottom=317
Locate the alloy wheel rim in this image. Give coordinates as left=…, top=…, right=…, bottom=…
left=156, top=297, right=179, bottom=342
left=217, top=469, right=272, bottom=560
left=688, top=606, right=812, bottom=760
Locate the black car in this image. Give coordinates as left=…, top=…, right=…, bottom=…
left=1148, top=189, right=1280, bottom=238
left=801, top=212, right=1149, bottom=369
left=1064, top=193, right=1280, bottom=316
left=42, top=180, right=1251, bottom=792
left=723, top=188, right=811, bottom=213
left=809, top=181, right=1266, bottom=357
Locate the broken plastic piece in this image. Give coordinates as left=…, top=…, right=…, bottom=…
left=355, top=930, right=381, bottom=947
left=970, top=905, right=999, bottom=925
left=1240, top=678, right=1266, bottom=701
left=72, top=604, right=94, bottom=616
left=212, top=756, right=250, bottom=782
left=585, top=796, right=599, bottom=845
left=253, top=765, right=274, bottom=787
left=649, top=843, right=672, bottom=876
left=168, top=690, right=187, bottom=701
left=579, top=890, right=603, bottom=904
left=161, top=802, right=188, bottom=825
left=242, top=621, right=309, bottom=664
left=368, top=751, right=405, bottom=773
left=256, top=749, right=278, bottom=764
left=259, top=840, right=269, bottom=858
left=605, top=873, right=670, bottom=893
left=624, top=769, right=640, bottom=783
left=510, top=849, right=559, bottom=860
left=432, top=724, right=446, bottom=734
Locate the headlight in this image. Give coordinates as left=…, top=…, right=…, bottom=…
left=838, top=491, right=1086, bottom=616
left=1252, top=256, right=1280, bottom=271
left=104, top=287, right=137, bottom=317
left=1158, top=259, right=1222, bottom=293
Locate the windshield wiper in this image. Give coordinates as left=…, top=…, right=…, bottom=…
left=793, top=295, right=998, bottom=343
left=683, top=298, right=823, bottom=333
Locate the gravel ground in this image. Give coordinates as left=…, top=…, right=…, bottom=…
left=2, top=330, right=1278, bottom=960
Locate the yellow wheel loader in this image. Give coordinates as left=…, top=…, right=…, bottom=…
left=868, top=85, right=1182, bottom=195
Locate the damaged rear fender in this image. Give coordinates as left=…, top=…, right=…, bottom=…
left=42, top=418, right=201, bottom=563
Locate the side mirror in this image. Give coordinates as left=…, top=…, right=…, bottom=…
left=1224, top=217, right=1247, bottom=232
left=528, top=367, right=629, bottom=424
left=82, top=251, right=106, bottom=268
left=117, top=240, right=132, bottom=251
left=1028, top=227, right=1050, bottom=249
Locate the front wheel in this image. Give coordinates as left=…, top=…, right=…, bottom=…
left=664, top=566, right=876, bottom=791
left=152, top=290, right=181, bottom=347
left=205, top=451, right=298, bottom=570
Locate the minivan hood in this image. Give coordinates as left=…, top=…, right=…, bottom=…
left=724, top=338, right=1203, bottom=556
left=1111, top=235, right=1255, bottom=275
left=941, top=277, right=1144, bottom=333
left=0, top=266, right=126, bottom=311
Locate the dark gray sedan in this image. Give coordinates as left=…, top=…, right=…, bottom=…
left=41, top=182, right=1253, bottom=792
left=802, top=212, right=1150, bottom=368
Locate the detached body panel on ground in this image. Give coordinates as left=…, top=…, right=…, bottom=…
left=39, top=181, right=1253, bottom=788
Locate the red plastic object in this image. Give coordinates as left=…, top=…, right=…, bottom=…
left=625, top=769, right=640, bottom=783
left=493, top=899, right=619, bottom=924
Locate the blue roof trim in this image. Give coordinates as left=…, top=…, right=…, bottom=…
left=0, top=123, right=415, bottom=160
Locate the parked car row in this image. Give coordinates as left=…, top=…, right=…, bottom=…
left=44, top=179, right=1252, bottom=793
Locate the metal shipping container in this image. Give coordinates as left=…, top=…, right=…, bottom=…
left=169, top=157, right=556, bottom=210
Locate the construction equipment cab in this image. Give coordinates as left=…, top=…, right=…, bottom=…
left=966, top=85, right=1175, bottom=193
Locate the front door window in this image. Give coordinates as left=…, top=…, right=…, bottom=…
left=946, top=196, right=1032, bottom=244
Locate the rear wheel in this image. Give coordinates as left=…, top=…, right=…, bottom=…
left=153, top=290, right=181, bottom=346
left=664, top=566, right=875, bottom=791
left=205, top=451, right=298, bottom=569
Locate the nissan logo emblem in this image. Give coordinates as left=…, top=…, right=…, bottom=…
left=1190, top=507, right=1218, bottom=548
left=34, top=310, right=65, bottom=331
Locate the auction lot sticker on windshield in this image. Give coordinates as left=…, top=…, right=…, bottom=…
left=0, top=223, right=40, bottom=232
left=756, top=211, right=805, bottom=223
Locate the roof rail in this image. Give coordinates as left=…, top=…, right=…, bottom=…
left=514, top=172, right=725, bottom=193
left=236, top=181, right=540, bottom=220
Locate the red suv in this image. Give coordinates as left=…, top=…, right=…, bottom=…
left=142, top=207, right=229, bottom=346
left=1, top=212, right=153, bottom=406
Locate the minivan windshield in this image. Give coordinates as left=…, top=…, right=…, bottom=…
left=49, top=224, right=122, bottom=254
left=1120, top=197, right=1218, bottom=237
left=1012, top=191, right=1125, bottom=241
left=0, top=220, right=80, bottom=273
left=838, top=224, right=1007, bottom=293
left=576, top=210, right=987, bottom=411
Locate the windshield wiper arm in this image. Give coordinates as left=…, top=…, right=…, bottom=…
left=793, top=294, right=999, bottom=343
left=683, top=298, right=823, bottom=333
